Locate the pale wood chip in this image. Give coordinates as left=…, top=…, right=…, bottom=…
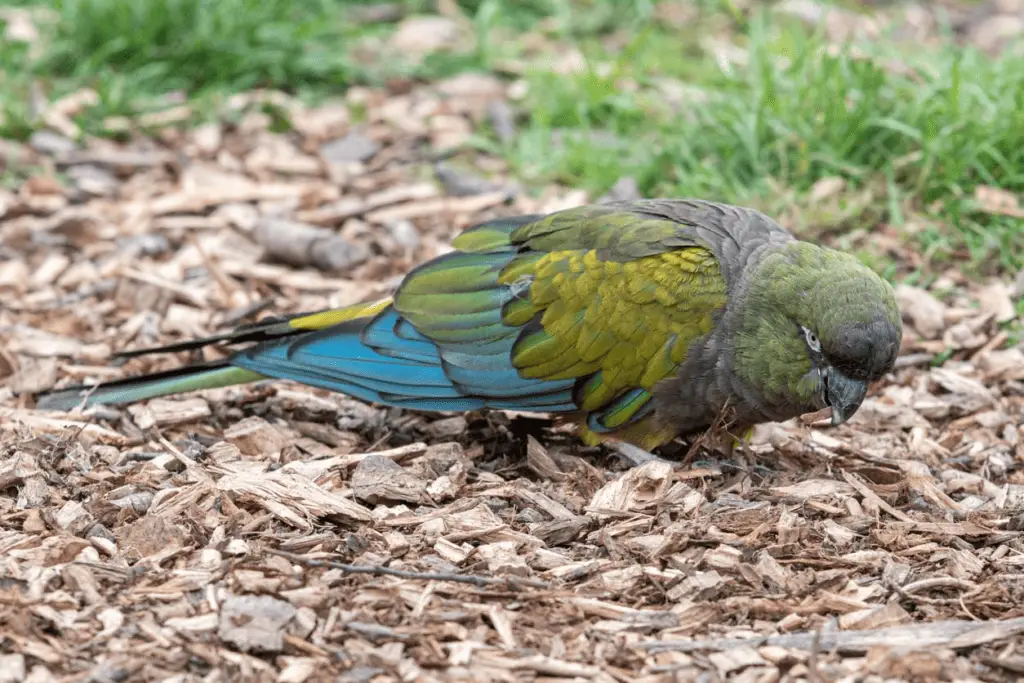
left=216, top=468, right=373, bottom=528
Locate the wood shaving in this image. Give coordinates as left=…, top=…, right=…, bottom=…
left=1, top=55, right=1023, bottom=682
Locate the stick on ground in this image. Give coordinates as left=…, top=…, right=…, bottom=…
left=267, top=548, right=550, bottom=590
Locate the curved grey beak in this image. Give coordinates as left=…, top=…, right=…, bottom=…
left=827, top=370, right=868, bottom=426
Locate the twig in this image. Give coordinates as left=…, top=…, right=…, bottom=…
left=807, top=625, right=824, bottom=683
left=959, top=594, right=982, bottom=622
left=842, top=470, right=914, bottom=523
left=635, top=616, right=1024, bottom=654
left=253, top=217, right=368, bottom=272
left=890, top=576, right=984, bottom=610
left=188, top=232, right=246, bottom=305
left=267, top=548, right=550, bottom=590
left=901, top=577, right=977, bottom=596
left=894, top=353, right=935, bottom=369
left=673, top=401, right=739, bottom=468
left=980, top=656, right=1024, bottom=675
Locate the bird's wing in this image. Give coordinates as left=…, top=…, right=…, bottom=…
left=231, top=207, right=728, bottom=447
left=488, top=205, right=730, bottom=445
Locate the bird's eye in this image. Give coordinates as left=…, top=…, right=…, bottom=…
left=802, top=326, right=821, bottom=353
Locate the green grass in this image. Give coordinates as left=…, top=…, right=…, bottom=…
left=496, top=13, right=1024, bottom=274
left=42, top=0, right=353, bottom=90
left=0, top=0, right=359, bottom=133
left=0, top=0, right=1021, bottom=274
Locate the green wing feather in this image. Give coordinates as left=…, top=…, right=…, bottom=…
left=407, top=205, right=731, bottom=449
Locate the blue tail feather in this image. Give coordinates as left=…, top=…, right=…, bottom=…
left=237, top=355, right=485, bottom=410
left=232, top=307, right=581, bottom=414
left=487, top=395, right=578, bottom=411
left=240, top=353, right=469, bottom=401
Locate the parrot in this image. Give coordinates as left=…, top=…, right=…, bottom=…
left=33, top=199, right=903, bottom=451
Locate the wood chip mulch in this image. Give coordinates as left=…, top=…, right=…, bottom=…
left=2, top=72, right=1024, bottom=683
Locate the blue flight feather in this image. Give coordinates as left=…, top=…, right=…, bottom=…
left=233, top=307, right=583, bottom=414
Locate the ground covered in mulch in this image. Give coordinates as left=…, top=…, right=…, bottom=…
left=3, top=11, right=1024, bottom=683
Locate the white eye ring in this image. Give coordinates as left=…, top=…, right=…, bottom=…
left=802, top=326, right=821, bottom=352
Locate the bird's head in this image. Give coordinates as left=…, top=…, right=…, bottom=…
left=731, top=241, right=902, bottom=426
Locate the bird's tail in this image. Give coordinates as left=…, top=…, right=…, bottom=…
left=34, top=362, right=265, bottom=412
left=33, top=297, right=394, bottom=412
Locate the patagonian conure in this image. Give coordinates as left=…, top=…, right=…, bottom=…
left=34, top=199, right=902, bottom=451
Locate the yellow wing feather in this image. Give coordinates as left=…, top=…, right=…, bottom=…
left=502, top=245, right=728, bottom=448
left=287, top=298, right=393, bottom=331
